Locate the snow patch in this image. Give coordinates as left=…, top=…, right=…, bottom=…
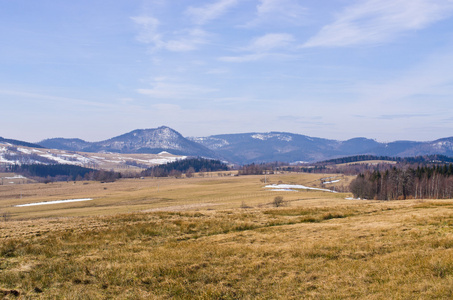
left=15, top=198, right=93, bottom=207
left=323, top=180, right=341, bottom=184
left=3, top=175, right=27, bottom=179
left=18, top=148, right=32, bottom=154
left=252, top=133, right=292, bottom=142
left=264, top=184, right=337, bottom=193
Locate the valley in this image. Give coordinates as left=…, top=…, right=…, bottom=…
left=1, top=173, right=453, bottom=298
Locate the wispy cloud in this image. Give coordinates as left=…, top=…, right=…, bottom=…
left=303, top=0, right=453, bottom=47
left=245, top=0, right=307, bottom=27
left=243, top=33, right=295, bottom=52
left=220, top=33, right=295, bottom=62
left=0, top=89, right=116, bottom=109
left=163, top=28, right=209, bottom=52
left=130, top=16, right=161, bottom=45
left=131, top=16, right=209, bottom=52
left=378, top=113, right=430, bottom=120
left=186, top=0, right=239, bottom=25
left=136, top=78, right=217, bottom=99
left=219, top=53, right=266, bottom=63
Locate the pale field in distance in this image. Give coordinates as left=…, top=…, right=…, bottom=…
left=0, top=172, right=352, bottom=220
left=2, top=172, right=453, bottom=299
left=334, top=160, right=398, bottom=166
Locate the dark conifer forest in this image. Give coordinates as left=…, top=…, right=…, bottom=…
left=142, top=158, right=228, bottom=177
left=349, top=165, right=453, bottom=200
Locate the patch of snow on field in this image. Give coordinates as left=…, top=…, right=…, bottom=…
left=149, top=156, right=186, bottom=164
left=18, top=148, right=32, bottom=154
left=0, top=156, right=15, bottom=164
left=4, top=175, right=27, bottom=179
left=265, top=184, right=337, bottom=193
left=39, top=154, right=80, bottom=165
left=290, top=161, right=308, bottom=165
left=15, top=198, right=93, bottom=207
left=323, top=180, right=341, bottom=184
left=105, top=160, right=124, bottom=163
left=91, top=156, right=106, bottom=160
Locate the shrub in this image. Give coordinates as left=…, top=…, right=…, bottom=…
left=273, top=196, right=284, bottom=207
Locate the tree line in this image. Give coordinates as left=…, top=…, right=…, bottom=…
left=7, top=164, right=121, bottom=183
left=318, top=154, right=453, bottom=166
left=142, top=158, right=228, bottom=178
left=349, top=164, right=453, bottom=200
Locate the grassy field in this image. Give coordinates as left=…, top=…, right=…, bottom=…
left=0, top=173, right=351, bottom=220
left=1, top=173, right=453, bottom=298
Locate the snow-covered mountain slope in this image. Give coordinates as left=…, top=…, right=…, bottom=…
left=39, top=126, right=217, bottom=158
left=0, top=143, right=186, bottom=171
left=7, top=126, right=453, bottom=165
left=190, top=132, right=453, bottom=164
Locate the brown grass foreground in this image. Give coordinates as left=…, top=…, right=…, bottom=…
left=1, top=174, right=453, bottom=298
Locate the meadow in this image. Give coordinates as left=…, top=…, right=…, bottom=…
left=1, top=173, right=453, bottom=299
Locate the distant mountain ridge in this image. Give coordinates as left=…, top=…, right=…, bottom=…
left=38, top=126, right=217, bottom=158
left=3, top=126, right=448, bottom=164
left=0, top=137, right=45, bottom=149
left=189, top=132, right=453, bottom=164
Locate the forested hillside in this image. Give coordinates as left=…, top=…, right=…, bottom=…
left=7, top=164, right=121, bottom=182
left=350, top=165, right=453, bottom=200
left=142, top=158, right=228, bottom=177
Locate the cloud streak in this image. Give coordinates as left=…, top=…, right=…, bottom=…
left=186, top=0, right=239, bottom=25
left=0, top=89, right=117, bottom=109
left=243, top=33, right=295, bottom=52
left=131, top=16, right=209, bottom=52
left=245, top=0, right=307, bottom=27
left=220, top=33, right=296, bottom=62
left=303, top=0, right=453, bottom=47
left=137, top=78, right=217, bottom=99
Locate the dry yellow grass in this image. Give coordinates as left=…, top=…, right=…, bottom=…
left=0, top=173, right=353, bottom=219
left=1, top=173, right=453, bottom=298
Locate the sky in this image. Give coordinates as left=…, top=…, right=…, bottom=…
left=1, top=0, right=453, bottom=143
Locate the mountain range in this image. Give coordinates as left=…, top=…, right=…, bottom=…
left=7, top=126, right=453, bottom=165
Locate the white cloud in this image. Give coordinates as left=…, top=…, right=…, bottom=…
left=137, top=78, right=217, bottom=99
left=303, top=0, right=453, bottom=47
left=0, top=89, right=116, bottom=109
left=131, top=16, right=161, bottom=45
left=245, top=0, right=307, bottom=27
left=220, top=33, right=295, bottom=62
left=219, top=53, right=273, bottom=62
left=243, top=33, right=295, bottom=52
left=163, top=28, right=209, bottom=52
left=131, top=16, right=208, bottom=52
left=186, top=0, right=239, bottom=25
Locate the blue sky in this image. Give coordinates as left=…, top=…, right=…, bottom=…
left=2, top=0, right=453, bottom=142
